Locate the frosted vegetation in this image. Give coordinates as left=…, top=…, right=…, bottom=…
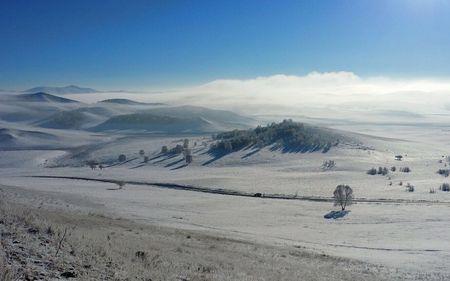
left=210, top=119, right=340, bottom=153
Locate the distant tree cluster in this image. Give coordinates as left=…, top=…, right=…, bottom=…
left=210, top=119, right=339, bottom=153
left=367, top=167, right=389, bottom=176
left=160, top=139, right=193, bottom=164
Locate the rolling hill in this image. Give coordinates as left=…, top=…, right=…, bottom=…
left=91, top=113, right=216, bottom=133
left=98, top=99, right=165, bottom=106
left=35, top=107, right=116, bottom=130
left=15, top=92, right=80, bottom=103
left=0, top=128, right=59, bottom=150
left=91, top=106, right=255, bottom=133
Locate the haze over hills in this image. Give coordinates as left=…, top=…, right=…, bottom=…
left=0, top=92, right=255, bottom=133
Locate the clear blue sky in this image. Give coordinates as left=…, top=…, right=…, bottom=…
left=1, top=0, right=449, bottom=90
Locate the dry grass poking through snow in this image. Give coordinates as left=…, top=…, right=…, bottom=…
left=0, top=187, right=433, bottom=281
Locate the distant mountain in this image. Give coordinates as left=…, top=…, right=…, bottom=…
left=24, top=85, right=99, bottom=95
left=98, top=99, right=165, bottom=106
left=16, top=92, right=80, bottom=103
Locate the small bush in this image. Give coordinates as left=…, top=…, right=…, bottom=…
left=430, top=188, right=436, bottom=194
left=161, top=146, right=168, bottom=154
left=322, top=160, right=335, bottom=170
left=171, top=144, right=184, bottom=154
left=367, top=168, right=377, bottom=175
left=406, top=183, right=414, bottom=192
left=378, top=167, right=389, bottom=175
left=440, top=183, right=450, bottom=192
left=118, top=154, right=126, bottom=162
left=390, top=166, right=396, bottom=172
left=400, top=167, right=411, bottom=173
left=437, top=169, right=450, bottom=177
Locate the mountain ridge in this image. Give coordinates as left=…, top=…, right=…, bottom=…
left=24, top=85, right=99, bottom=95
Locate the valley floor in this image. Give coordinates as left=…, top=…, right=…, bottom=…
left=1, top=125, right=450, bottom=280
left=0, top=185, right=435, bottom=281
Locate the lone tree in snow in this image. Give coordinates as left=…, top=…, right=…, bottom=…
left=139, top=149, right=145, bottom=157
left=118, top=154, right=126, bottom=162
left=183, top=138, right=189, bottom=149
left=333, top=184, right=353, bottom=211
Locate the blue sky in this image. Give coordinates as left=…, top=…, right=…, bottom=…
left=1, top=0, right=449, bottom=90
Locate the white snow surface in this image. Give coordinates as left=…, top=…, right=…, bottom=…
left=1, top=122, right=450, bottom=277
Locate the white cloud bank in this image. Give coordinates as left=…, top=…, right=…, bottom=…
left=70, top=71, right=450, bottom=116
left=165, top=71, right=450, bottom=115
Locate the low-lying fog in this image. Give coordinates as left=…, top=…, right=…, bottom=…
left=59, top=71, right=450, bottom=122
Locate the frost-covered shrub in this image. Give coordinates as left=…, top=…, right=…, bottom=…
left=437, top=169, right=450, bottom=177
left=406, top=183, right=414, bottom=192
left=367, top=168, right=377, bottom=175
left=378, top=167, right=389, bottom=175
left=440, top=183, right=450, bottom=192
left=400, top=167, right=411, bottom=173
left=322, top=160, right=335, bottom=170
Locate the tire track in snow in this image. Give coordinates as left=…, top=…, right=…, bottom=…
left=28, top=175, right=450, bottom=205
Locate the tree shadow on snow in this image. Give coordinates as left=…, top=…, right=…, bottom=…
left=171, top=163, right=188, bottom=170
left=324, top=210, right=350, bottom=219
left=165, top=158, right=184, bottom=167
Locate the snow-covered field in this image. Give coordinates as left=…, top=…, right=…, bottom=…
left=1, top=123, right=450, bottom=279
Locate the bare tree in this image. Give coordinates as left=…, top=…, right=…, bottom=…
left=333, top=184, right=353, bottom=211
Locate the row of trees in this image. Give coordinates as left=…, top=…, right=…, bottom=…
left=161, top=138, right=193, bottom=164
left=367, top=166, right=410, bottom=175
